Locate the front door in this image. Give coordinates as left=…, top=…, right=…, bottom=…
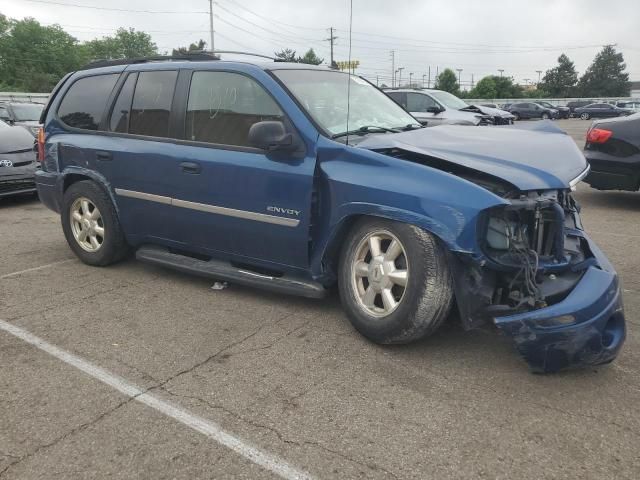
left=170, top=70, right=317, bottom=270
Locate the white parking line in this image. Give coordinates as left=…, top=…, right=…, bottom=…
left=0, top=259, right=75, bottom=280
left=0, top=319, right=313, bottom=480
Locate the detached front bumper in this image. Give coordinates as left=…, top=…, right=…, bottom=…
left=493, top=239, right=625, bottom=373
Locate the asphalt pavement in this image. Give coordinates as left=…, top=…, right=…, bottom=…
left=1, top=118, right=638, bottom=479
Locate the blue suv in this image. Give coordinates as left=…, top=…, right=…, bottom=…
left=36, top=54, right=625, bottom=372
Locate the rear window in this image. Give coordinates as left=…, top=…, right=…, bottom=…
left=57, top=74, right=119, bottom=130
left=129, top=70, right=178, bottom=138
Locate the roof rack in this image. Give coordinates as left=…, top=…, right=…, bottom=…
left=82, top=51, right=221, bottom=70
left=82, top=50, right=280, bottom=70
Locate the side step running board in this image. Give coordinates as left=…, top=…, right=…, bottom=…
left=136, top=245, right=327, bottom=299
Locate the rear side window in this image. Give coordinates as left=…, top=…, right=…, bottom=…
left=57, top=74, right=119, bottom=130
left=129, top=71, right=178, bottom=138
left=387, top=92, right=407, bottom=109
left=185, top=71, right=283, bottom=147
left=110, top=73, right=137, bottom=133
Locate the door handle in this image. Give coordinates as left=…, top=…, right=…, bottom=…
left=179, top=161, right=201, bottom=174
left=96, top=151, right=112, bottom=161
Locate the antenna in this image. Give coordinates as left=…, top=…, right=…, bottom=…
left=345, top=0, right=353, bottom=146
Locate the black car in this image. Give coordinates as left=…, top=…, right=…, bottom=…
left=574, top=103, right=631, bottom=120
left=0, top=121, right=39, bottom=198
left=0, top=102, right=44, bottom=137
left=536, top=101, right=570, bottom=119
left=508, top=102, right=559, bottom=120
left=566, top=100, right=592, bottom=117
left=584, top=113, right=640, bottom=191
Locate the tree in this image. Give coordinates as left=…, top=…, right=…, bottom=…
left=577, top=45, right=630, bottom=97
left=434, top=68, right=459, bottom=95
left=468, top=76, right=497, bottom=99
left=84, top=28, right=157, bottom=61
left=539, top=54, right=578, bottom=97
left=274, top=48, right=297, bottom=62
left=0, top=17, right=86, bottom=92
left=172, top=39, right=206, bottom=56
left=297, top=48, right=323, bottom=65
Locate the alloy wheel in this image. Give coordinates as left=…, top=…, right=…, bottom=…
left=70, top=197, right=105, bottom=252
left=351, top=230, right=409, bottom=317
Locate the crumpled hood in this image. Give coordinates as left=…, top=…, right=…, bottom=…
left=357, top=121, right=588, bottom=191
left=465, top=104, right=514, bottom=118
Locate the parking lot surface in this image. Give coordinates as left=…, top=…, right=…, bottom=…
left=1, top=119, right=639, bottom=479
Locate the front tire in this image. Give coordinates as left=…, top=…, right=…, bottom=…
left=541, top=112, right=550, bottom=120
left=512, top=112, right=521, bottom=121
left=338, top=218, right=453, bottom=344
left=61, top=180, right=129, bottom=266
left=580, top=112, right=590, bottom=120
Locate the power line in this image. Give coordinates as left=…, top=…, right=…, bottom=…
left=17, top=0, right=208, bottom=14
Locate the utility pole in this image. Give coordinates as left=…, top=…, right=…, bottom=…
left=325, top=27, right=338, bottom=68
left=208, top=0, right=215, bottom=52
left=409, top=72, right=413, bottom=88
left=523, top=78, right=530, bottom=85
left=536, top=70, right=542, bottom=84
left=498, top=69, right=504, bottom=77
left=390, top=50, right=395, bottom=88
left=471, top=73, right=474, bottom=89
left=428, top=66, right=431, bottom=88
left=397, top=67, right=404, bottom=87
left=456, top=68, right=463, bottom=87
left=422, top=74, right=426, bottom=88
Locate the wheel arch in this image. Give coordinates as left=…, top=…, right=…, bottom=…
left=60, top=167, right=121, bottom=217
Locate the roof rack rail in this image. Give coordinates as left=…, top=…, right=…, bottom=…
left=82, top=51, right=220, bottom=70
left=211, top=50, right=277, bottom=61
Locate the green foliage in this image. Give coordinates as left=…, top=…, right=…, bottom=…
left=577, top=45, right=630, bottom=97
left=84, top=28, right=157, bottom=61
left=468, top=76, right=497, bottom=99
left=274, top=48, right=323, bottom=65
left=539, top=54, right=578, bottom=97
left=172, top=39, right=207, bottom=56
left=0, top=17, right=86, bottom=92
left=434, top=68, right=459, bottom=95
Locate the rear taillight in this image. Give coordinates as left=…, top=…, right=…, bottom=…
left=586, top=128, right=612, bottom=144
left=37, top=127, right=45, bottom=163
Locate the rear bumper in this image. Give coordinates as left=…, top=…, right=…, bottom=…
left=494, top=238, right=625, bottom=373
left=584, top=151, right=640, bottom=191
left=35, top=170, right=62, bottom=213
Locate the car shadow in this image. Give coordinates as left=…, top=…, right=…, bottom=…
left=0, top=192, right=40, bottom=209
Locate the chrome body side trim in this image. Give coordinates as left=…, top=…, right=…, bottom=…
left=114, top=188, right=300, bottom=227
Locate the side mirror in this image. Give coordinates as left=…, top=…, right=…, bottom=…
left=426, top=106, right=443, bottom=114
left=248, top=121, right=295, bottom=151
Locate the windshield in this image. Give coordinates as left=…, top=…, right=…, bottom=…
left=273, top=69, right=418, bottom=136
left=427, top=90, right=468, bottom=110
left=11, top=103, right=44, bottom=122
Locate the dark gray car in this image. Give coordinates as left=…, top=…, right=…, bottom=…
left=508, top=102, right=559, bottom=120
left=0, top=121, right=39, bottom=198
left=0, top=102, right=44, bottom=137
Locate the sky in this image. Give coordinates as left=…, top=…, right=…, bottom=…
left=3, top=0, right=639, bottom=89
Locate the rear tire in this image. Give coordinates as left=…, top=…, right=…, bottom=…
left=61, top=180, right=129, bottom=266
left=338, top=218, right=453, bottom=344
left=580, top=112, right=590, bottom=120
left=541, top=112, right=550, bottom=120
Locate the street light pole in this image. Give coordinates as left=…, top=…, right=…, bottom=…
left=397, top=67, right=404, bottom=87
left=536, top=70, right=542, bottom=84
left=409, top=72, right=413, bottom=88
left=498, top=69, right=504, bottom=77
left=208, top=0, right=215, bottom=52
left=422, top=74, right=426, bottom=88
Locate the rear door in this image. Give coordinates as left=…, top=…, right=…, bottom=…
left=168, top=69, right=317, bottom=269
left=99, top=69, right=182, bottom=242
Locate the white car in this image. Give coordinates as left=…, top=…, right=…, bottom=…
left=384, top=88, right=515, bottom=126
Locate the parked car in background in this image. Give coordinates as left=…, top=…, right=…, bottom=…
left=0, top=102, right=44, bottom=137
left=35, top=55, right=625, bottom=372
left=615, top=101, right=640, bottom=113
left=384, top=88, right=514, bottom=126
left=0, top=120, right=39, bottom=198
left=574, top=103, right=631, bottom=120
left=566, top=100, right=593, bottom=117
left=508, top=102, right=559, bottom=120
left=536, top=101, right=571, bottom=119
left=584, top=113, right=640, bottom=191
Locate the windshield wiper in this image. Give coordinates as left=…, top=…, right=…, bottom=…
left=331, top=125, right=400, bottom=139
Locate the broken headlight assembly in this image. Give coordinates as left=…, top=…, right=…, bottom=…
left=479, top=190, right=590, bottom=312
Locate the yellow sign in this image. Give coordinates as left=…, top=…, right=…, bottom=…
left=336, top=60, right=360, bottom=71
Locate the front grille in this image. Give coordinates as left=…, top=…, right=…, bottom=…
left=0, top=178, right=36, bottom=194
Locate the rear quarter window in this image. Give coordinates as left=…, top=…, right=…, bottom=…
left=57, top=73, right=119, bottom=130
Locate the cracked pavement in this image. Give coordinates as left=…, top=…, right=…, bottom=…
left=1, top=119, right=639, bottom=479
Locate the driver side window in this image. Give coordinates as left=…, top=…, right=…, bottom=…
left=406, top=93, right=437, bottom=112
